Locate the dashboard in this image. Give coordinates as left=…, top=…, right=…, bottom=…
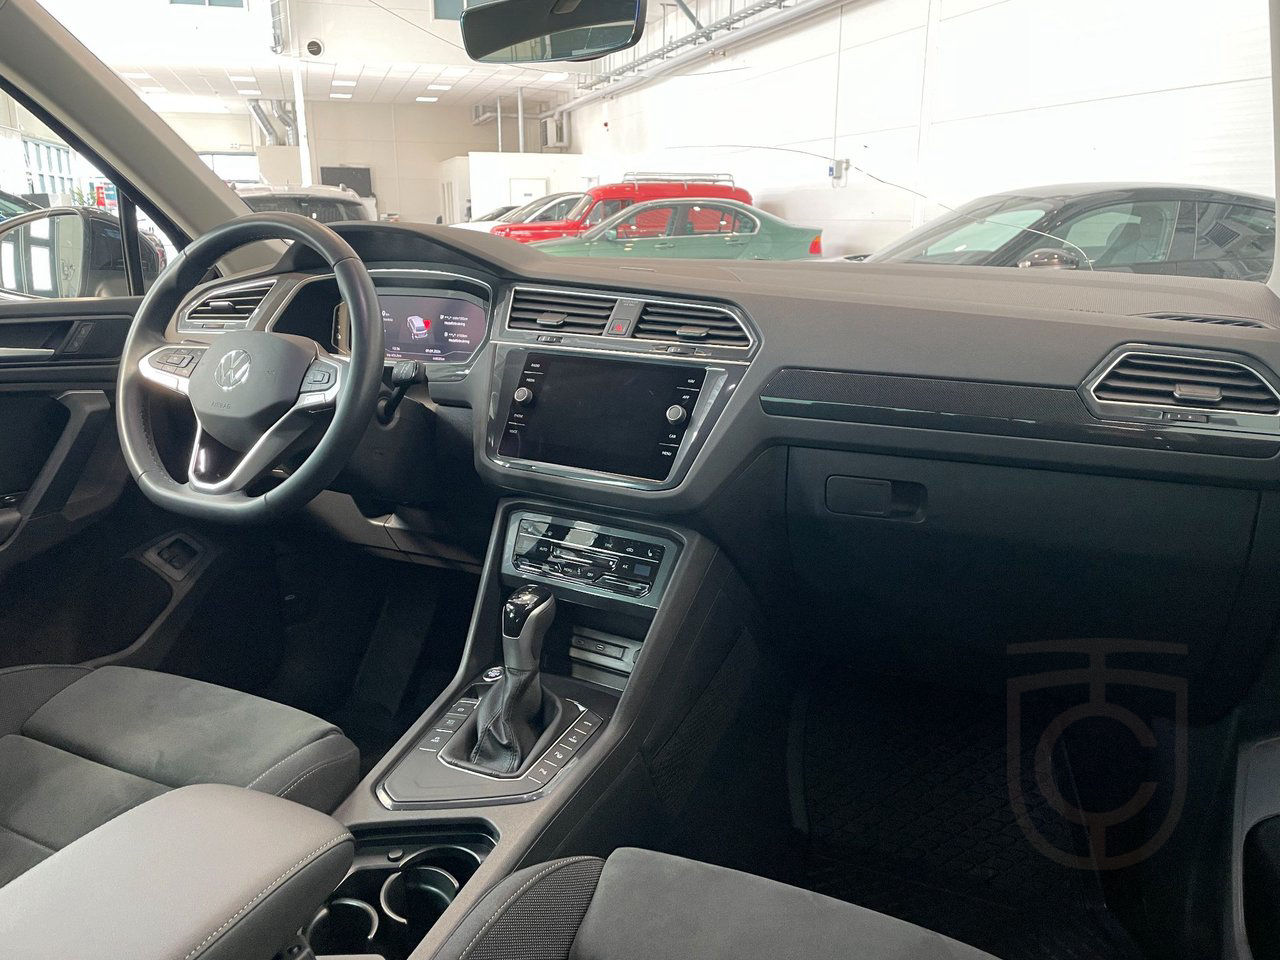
left=158, top=222, right=1280, bottom=710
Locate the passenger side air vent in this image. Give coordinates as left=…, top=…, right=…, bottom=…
left=1093, top=352, right=1280, bottom=414
left=508, top=288, right=616, bottom=335
left=185, top=281, right=275, bottom=329
left=1141, top=312, right=1271, bottom=330
left=632, top=301, right=749, bottom=347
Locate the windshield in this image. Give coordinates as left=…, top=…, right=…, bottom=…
left=870, top=199, right=1054, bottom=265
left=15, top=0, right=1275, bottom=278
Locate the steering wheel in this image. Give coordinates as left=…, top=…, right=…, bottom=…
left=117, top=213, right=384, bottom=523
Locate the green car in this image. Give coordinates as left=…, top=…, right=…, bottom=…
left=536, top=197, right=824, bottom=260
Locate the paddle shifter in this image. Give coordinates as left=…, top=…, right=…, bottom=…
left=468, top=584, right=557, bottom=774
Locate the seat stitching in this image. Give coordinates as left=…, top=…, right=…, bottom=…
left=0, top=820, right=57, bottom=853
left=245, top=733, right=341, bottom=789
left=277, top=754, right=352, bottom=800
left=183, top=831, right=352, bottom=960
left=458, top=857, right=599, bottom=960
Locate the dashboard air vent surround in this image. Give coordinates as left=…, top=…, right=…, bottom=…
left=632, top=301, right=749, bottom=347
left=508, top=288, right=616, bottom=335
left=1092, top=352, right=1280, bottom=414
left=1141, top=312, right=1271, bottom=330
left=185, top=280, right=275, bottom=328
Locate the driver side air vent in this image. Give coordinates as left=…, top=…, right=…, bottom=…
left=1093, top=352, right=1280, bottom=414
left=632, top=301, right=750, bottom=347
left=185, top=280, right=275, bottom=328
left=508, top=288, right=616, bottom=334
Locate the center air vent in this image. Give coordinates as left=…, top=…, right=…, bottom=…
left=1092, top=352, right=1280, bottom=414
left=508, top=288, right=616, bottom=334
left=184, top=280, right=275, bottom=329
left=632, top=301, right=749, bottom=347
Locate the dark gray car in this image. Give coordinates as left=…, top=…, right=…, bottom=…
left=866, top=183, right=1276, bottom=281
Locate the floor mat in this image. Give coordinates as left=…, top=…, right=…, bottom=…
left=800, top=675, right=1145, bottom=960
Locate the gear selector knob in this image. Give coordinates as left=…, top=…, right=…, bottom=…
left=502, top=584, right=556, bottom=672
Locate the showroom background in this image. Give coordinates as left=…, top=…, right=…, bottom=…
left=2, top=0, right=1272, bottom=256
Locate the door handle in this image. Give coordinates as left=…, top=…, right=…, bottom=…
left=0, top=347, right=55, bottom=360
left=654, top=242, right=676, bottom=249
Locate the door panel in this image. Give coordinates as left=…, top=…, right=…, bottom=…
left=0, top=297, right=137, bottom=575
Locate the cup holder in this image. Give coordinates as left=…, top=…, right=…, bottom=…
left=306, top=839, right=490, bottom=960
left=380, top=863, right=459, bottom=943
left=304, top=897, right=379, bottom=955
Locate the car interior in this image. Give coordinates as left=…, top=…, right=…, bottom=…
left=6, top=1, right=1280, bottom=959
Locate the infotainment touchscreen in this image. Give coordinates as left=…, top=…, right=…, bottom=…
left=336, top=294, right=487, bottom=363
left=497, top=353, right=706, bottom=481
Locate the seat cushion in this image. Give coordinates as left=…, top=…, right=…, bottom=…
left=431, top=848, right=998, bottom=960
left=0, top=664, right=359, bottom=887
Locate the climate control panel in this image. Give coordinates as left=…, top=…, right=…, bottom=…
left=501, top=512, right=680, bottom=608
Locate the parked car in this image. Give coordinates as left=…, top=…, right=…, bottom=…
left=450, top=192, right=585, bottom=233
left=864, top=183, right=1276, bottom=280
left=0, top=189, right=39, bottom=220
left=491, top=174, right=753, bottom=243
left=537, top=197, right=822, bottom=260
left=236, top=184, right=376, bottom=224
left=471, top=204, right=517, bottom=222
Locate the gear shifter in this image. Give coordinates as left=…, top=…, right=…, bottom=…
left=468, top=584, right=557, bottom=773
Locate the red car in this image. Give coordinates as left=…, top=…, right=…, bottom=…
left=490, top=173, right=753, bottom=243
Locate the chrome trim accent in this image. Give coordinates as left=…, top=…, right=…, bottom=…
left=176, top=277, right=279, bottom=334
left=1081, top=344, right=1280, bottom=436
left=0, top=347, right=56, bottom=359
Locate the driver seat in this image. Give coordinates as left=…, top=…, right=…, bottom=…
left=0, top=663, right=360, bottom=888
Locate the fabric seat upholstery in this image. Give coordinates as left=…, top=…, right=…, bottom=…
left=429, top=847, right=999, bottom=960
left=0, top=664, right=359, bottom=887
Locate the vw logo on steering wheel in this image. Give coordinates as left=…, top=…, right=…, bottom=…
left=213, top=349, right=252, bottom=391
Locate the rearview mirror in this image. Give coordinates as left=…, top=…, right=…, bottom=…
left=461, top=0, right=646, bottom=64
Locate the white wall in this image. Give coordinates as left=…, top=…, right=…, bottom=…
left=462, top=152, right=589, bottom=221
left=573, top=0, right=1274, bottom=256
left=306, top=101, right=501, bottom=222
left=161, top=112, right=257, bottom=154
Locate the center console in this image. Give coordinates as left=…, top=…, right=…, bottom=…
left=375, top=506, right=679, bottom=812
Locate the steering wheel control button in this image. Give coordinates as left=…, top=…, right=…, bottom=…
left=151, top=347, right=205, bottom=378
left=300, top=362, right=337, bottom=393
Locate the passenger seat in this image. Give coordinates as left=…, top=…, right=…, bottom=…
left=429, top=847, right=997, bottom=960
